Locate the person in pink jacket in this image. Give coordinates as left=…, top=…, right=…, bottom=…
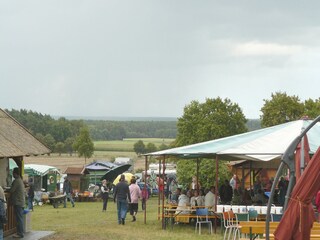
left=129, top=178, right=141, bottom=222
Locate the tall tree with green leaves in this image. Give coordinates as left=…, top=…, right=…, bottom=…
left=260, top=92, right=304, bottom=127
left=73, top=127, right=94, bottom=164
left=174, top=97, right=248, bottom=188
left=133, top=140, right=146, bottom=155
left=304, top=98, right=320, bottom=119
left=175, top=97, right=247, bottom=146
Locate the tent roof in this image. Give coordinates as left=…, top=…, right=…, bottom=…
left=146, top=119, right=320, bottom=161
left=25, top=164, right=60, bottom=176
left=0, top=109, right=51, bottom=157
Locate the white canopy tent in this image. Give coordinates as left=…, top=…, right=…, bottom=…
left=143, top=118, right=320, bottom=228
left=147, top=119, right=320, bottom=161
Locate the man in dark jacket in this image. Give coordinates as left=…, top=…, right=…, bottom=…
left=63, top=177, right=75, bottom=208
left=10, top=167, right=25, bottom=238
left=113, top=174, right=131, bottom=225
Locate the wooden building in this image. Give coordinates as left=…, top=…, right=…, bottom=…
left=0, top=109, right=51, bottom=236
left=64, top=167, right=89, bottom=193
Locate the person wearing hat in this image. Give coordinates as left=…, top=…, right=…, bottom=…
left=113, top=174, right=131, bottom=225
left=63, top=177, right=75, bottom=208
left=101, top=179, right=109, bottom=212
left=10, top=167, right=25, bottom=238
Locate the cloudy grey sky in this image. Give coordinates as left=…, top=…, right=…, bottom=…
left=1, top=1, right=320, bottom=119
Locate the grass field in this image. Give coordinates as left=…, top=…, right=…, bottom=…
left=94, top=138, right=175, bottom=152
left=32, top=197, right=223, bottom=240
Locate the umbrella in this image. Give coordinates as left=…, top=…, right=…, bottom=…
left=274, top=147, right=320, bottom=240
left=100, top=164, right=131, bottom=182
left=113, top=173, right=134, bottom=185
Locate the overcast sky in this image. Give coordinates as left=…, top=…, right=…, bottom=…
left=1, top=1, right=320, bottom=119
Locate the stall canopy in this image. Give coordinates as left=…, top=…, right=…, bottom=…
left=146, top=119, right=320, bottom=161
left=25, top=164, right=60, bottom=176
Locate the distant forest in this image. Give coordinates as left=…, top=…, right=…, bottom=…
left=5, top=109, right=260, bottom=150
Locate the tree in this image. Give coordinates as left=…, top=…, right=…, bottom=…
left=73, top=127, right=94, bottom=164
left=260, top=92, right=304, bottom=127
left=55, top=142, right=65, bottom=156
left=175, top=97, right=247, bottom=147
left=304, top=98, right=320, bottom=119
left=174, top=97, right=248, bottom=187
left=145, top=143, right=157, bottom=153
left=133, top=140, right=145, bottom=155
left=44, top=134, right=56, bottom=151
left=64, top=137, right=75, bottom=156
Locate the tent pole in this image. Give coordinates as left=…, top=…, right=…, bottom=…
left=162, top=155, right=166, bottom=229
left=215, top=155, right=218, bottom=211
left=196, top=158, right=199, bottom=192
left=144, top=155, right=148, bottom=225
left=265, top=161, right=285, bottom=240
left=158, top=158, right=161, bottom=220
left=250, top=161, right=252, bottom=194
left=214, top=155, right=219, bottom=233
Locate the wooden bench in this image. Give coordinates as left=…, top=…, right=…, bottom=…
left=239, top=221, right=320, bottom=240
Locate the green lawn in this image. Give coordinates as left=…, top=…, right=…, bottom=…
left=32, top=197, right=223, bottom=240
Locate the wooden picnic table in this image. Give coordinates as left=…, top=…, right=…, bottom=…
left=162, top=205, right=220, bottom=232
left=238, top=221, right=320, bottom=240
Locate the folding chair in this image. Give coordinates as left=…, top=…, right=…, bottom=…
left=249, top=209, right=258, bottom=221
left=271, top=213, right=283, bottom=222
left=195, top=208, right=212, bottom=235
left=234, top=212, right=249, bottom=239
left=222, top=210, right=238, bottom=240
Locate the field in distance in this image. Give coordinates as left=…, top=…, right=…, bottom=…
left=94, top=138, right=175, bottom=152
left=25, top=138, right=175, bottom=173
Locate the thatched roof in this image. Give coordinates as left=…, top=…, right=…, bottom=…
left=0, top=109, right=51, bottom=157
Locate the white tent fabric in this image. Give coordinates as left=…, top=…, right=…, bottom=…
left=24, top=164, right=60, bottom=176
left=146, top=119, right=320, bottom=161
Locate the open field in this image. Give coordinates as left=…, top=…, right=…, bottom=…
left=31, top=197, right=223, bottom=240
left=25, top=138, right=174, bottom=173
left=94, top=138, right=175, bottom=151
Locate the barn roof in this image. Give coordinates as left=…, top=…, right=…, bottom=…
left=0, top=109, right=51, bottom=157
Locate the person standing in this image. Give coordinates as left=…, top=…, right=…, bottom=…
left=113, top=174, right=131, bottom=225
left=63, top=177, right=75, bottom=208
left=0, top=186, right=7, bottom=240
left=229, top=174, right=237, bottom=191
left=101, top=179, right=109, bottom=212
left=129, top=178, right=140, bottom=222
left=10, top=167, right=25, bottom=238
left=219, top=179, right=233, bottom=204
left=141, top=185, right=149, bottom=211
left=27, top=180, right=35, bottom=211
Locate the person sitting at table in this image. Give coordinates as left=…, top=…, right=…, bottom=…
left=170, top=187, right=181, bottom=204
left=190, top=190, right=204, bottom=208
left=175, top=189, right=190, bottom=223
left=252, top=189, right=267, bottom=205
left=205, top=186, right=217, bottom=209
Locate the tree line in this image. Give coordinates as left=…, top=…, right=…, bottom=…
left=5, top=109, right=177, bottom=154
